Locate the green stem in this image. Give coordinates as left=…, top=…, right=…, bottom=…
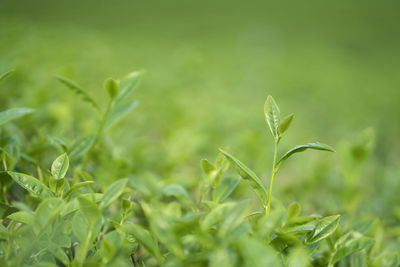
left=266, top=139, right=279, bottom=215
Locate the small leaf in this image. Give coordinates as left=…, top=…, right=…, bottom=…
left=99, top=178, right=128, bottom=209
left=0, top=108, right=34, bottom=127
left=69, top=135, right=95, bottom=161
left=0, top=69, right=15, bottom=83
left=277, top=142, right=335, bottom=166
left=7, top=211, right=35, bottom=224
left=220, top=150, right=268, bottom=207
left=278, top=114, right=294, bottom=136
left=55, top=75, right=101, bottom=113
left=51, top=153, right=69, bottom=179
left=215, top=176, right=241, bottom=203
left=63, top=181, right=94, bottom=199
left=103, top=101, right=138, bottom=130
left=264, top=95, right=281, bottom=139
left=7, top=171, right=54, bottom=199
left=115, top=71, right=142, bottom=103
left=201, top=159, right=216, bottom=175
left=104, top=78, right=119, bottom=99
left=287, top=202, right=301, bottom=218
left=305, top=215, right=340, bottom=244
left=162, top=184, right=193, bottom=204
left=122, top=223, right=163, bottom=262
left=330, top=236, right=375, bottom=265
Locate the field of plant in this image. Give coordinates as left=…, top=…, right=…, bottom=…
left=1, top=0, right=400, bottom=266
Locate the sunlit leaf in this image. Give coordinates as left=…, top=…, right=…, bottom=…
left=7, top=171, right=54, bottom=199
left=51, top=153, right=69, bottom=179
left=264, top=95, right=281, bottom=139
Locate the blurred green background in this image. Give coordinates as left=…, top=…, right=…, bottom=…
left=1, top=0, right=399, bottom=220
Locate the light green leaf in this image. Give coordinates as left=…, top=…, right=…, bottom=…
left=7, top=211, right=35, bottom=224
left=51, top=153, right=69, bottom=179
left=35, top=198, right=64, bottom=227
left=201, top=159, right=216, bottom=175
left=278, top=113, right=294, bottom=136
left=162, top=184, right=193, bottom=204
left=371, top=252, right=399, bottom=267
left=0, top=70, right=14, bottom=83
left=287, top=202, right=301, bottom=218
left=264, top=95, right=281, bottom=139
left=330, top=236, right=375, bottom=265
left=277, top=142, right=335, bottom=166
left=103, top=101, right=138, bottom=130
left=215, top=176, right=241, bottom=203
left=48, top=246, right=69, bottom=265
left=7, top=171, right=54, bottom=199
left=0, top=108, right=34, bottom=127
left=55, top=75, right=101, bottom=113
left=63, top=181, right=94, bottom=199
left=104, top=78, right=119, bottom=99
left=220, top=150, right=268, bottom=207
left=122, top=223, right=163, bottom=262
left=69, top=135, right=95, bottom=161
left=99, top=178, right=128, bottom=209
left=78, top=196, right=100, bottom=225
left=115, top=71, right=142, bottom=103
left=305, top=215, right=340, bottom=244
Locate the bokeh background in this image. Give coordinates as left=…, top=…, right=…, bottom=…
left=1, top=0, right=399, bottom=225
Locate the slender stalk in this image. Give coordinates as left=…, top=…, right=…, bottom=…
left=266, top=139, right=279, bottom=215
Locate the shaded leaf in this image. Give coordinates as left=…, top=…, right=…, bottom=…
left=215, top=176, right=241, bottom=203
left=220, top=150, right=268, bottom=207
left=69, top=135, right=95, bottom=161
left=0, top=69, right=14, bottom=82
left=331, top=236, right=375, bottom=265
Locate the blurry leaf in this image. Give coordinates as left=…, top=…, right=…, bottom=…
left=201, top=159, right=216, bottom=175
left=371, top=252, right=399, bottom=267
left=277, top=142, right=335, bottom=166
left=52, top=234, right=71, bottom=248
left=264, top=95, right=281, bottom=139
left=2, top=150, right=13, bottom=171
left=69, top=135, right=95, bottom=161
left=239, top=237, right=282, bottom=267
left=101, top=231, right=122, bottom=263
left=122, top=223, right=163, bottom=262
left=99, top=178, right=128, bottom=209
left=220, top=150, right=268, bottom=207
left=7, top=211, right=35, bottom=224
left=104, top=78, right=119, bottom=99
left=61, top=193, right=103, bottom=217
left=215, top=176, right=241, bottom=203
left=78, top=196, right=100, bottom=225
left=7, top=171, right=54, bottom=199
left=201, top=203, right=233, bottom=231
left=210, top=248, right=237, bottom=267
left=330, top=236, right=375, bottom=265
left=0, top=69, right=14, bottom=82
left=350, top=218, right=375, bottom=234
left=51, top=153, right=69, bottom=179
left=162, top=184, right=193, bottom=204
left=288, top=202, right=301, bottom=218
left=0, top=108, right=34, bottom=127
left=305, top=215, right=340, bottom=244
left=35, top=198, right=64, bottom=228
left=115, top=71, right=142, bottom=103
left=63, top=181, right=94, bottom=199
left=48, top=246, right=69, bottom=265
left=103, top=101, right=138, bottom=130
left=72, top=211, right=89, bottom=242
left=287, top=247, right=310, bottom=267
left=55, top=75, right=101, bottom=113
left=278, top=114, right=294, bottom=136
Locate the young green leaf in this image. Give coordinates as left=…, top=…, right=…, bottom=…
left=103, top=101, right=138, bottom=130
left=0, top=69, right=15, bottom=83
left=122, top=223, right=164, bottom=263
left=104, top=78, right=119, bottom=99
left=7, top=171, right=54, bottom=199
left=7, top=211, right=35, bottom=225
left=55, top=75, right=101, bottom=113
left=162, top=184, right=193, bottom=204
left=278, top=113, right=294, bottom=136
left=115, top=71, right=142, bottom=103
left=51, top=153, right=69, bottom=179
left=68, top=135, right=95, bottom=161
left=277, top=142, right=335, bottom=166
left=305, top=215, right=340, bottom=244
left=99, top=178, right=128, bottom=209
left=287, top=202, right=301, bottom=218
left=63, top=181, right=94, bottom=199
left=215, top=176, right=241, bottom=203
left=0, top=108, right=34, bottom=127
left=330, top=236, right=375, bottom=265
left=220, top=149, right=268, bottom=207
left=264, top=95, right=281, bottom=139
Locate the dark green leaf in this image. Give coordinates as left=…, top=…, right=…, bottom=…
left=104, top=78, right=119, bottom=99
left=264, top=95, right=281, bottom=139
left=51, top=153, right=69, bottom=179
left=0, top=108, right=34, bottom=127
left=277, top=142, right=335, bottom=166
left=220, top=150, right=268, bottom=207
left=7, top=171, right=54, bottom=199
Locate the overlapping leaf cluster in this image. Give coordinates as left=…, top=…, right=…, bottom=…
left=0, top=71, right=398, bottom=266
